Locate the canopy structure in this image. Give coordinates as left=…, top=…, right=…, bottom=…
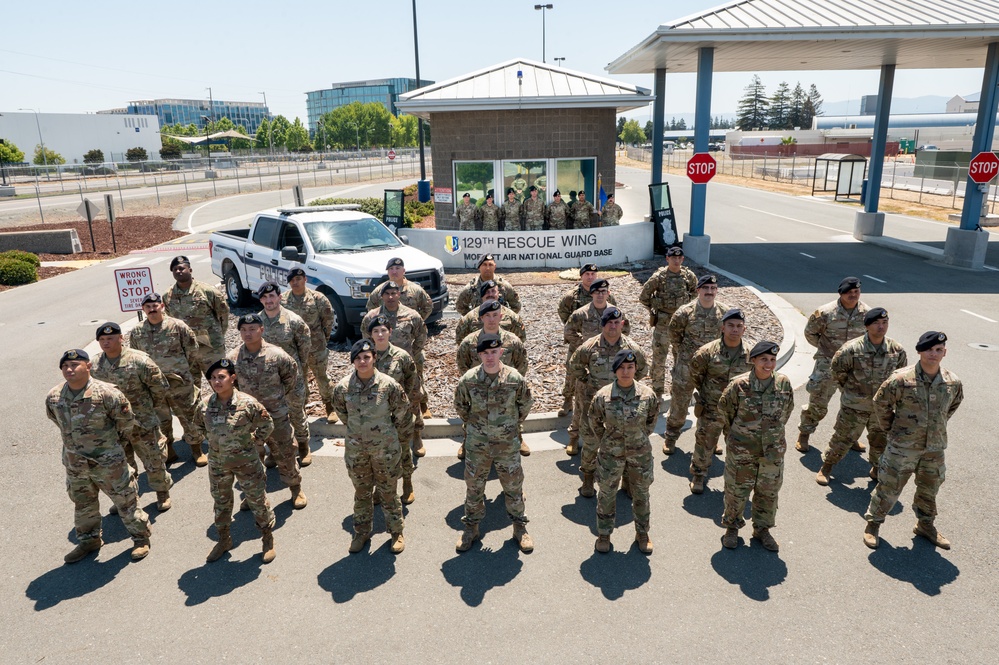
left=164, top=130, right=251, bottom=145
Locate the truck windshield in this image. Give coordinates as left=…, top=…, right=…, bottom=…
left=303, top=219, right=402, bottom=253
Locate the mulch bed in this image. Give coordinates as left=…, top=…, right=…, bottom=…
left=14, top=216, right=184, bottom=262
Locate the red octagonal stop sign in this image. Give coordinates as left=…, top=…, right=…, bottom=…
left=968, top=151, right=999, bottom=184
left=687, top=152, right=717, bottom=184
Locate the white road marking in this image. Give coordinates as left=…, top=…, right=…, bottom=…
left=800, top=252, right=816, bottom=258
left=145, top=256, right=167, bottom=266
left=754, top=236, right=768, bottom=241
left=739, top=205, right=845, bottom=233
left=196, top=255, right=212, bottom=263
left=862, top=274, right=887, bottom=283
left=108, top=256, right=142, bottom=268
left=961, top=309, right=997, bottom=323
left=984, top=265, right=999, bottom=272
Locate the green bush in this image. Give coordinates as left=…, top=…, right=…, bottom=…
left=0, top=257, right=38, bottom=285
left=0, top=250, right=41, bottom=266
left=308, top=196, right=433, bottom=228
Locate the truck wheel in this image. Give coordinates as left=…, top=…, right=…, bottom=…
left=224, top=268, right=254, bottom=308
left=319, top=288, right=349, bottom=342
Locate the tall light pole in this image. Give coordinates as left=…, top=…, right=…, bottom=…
left=534, top=4, right=554, bottom=63
left=202, top=115, right=213, bottom=172
left=259, top=91, right=273, bottom=155
left=554, top=56, right=566, bottom=67
left=19, top=108, right=48, bottom=178
left=412, top=0, right=428, bottom=196
left=351, top=121, right=360, bottom=151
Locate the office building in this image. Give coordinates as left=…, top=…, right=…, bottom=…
left=100, top=99, right=270, bottom=134
left=305, top=78, right=432, bottom=132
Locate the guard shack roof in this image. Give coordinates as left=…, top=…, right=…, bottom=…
left=396, top=58, right=653, bottom=121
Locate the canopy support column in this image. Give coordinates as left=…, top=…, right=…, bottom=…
left=684, top=47, right=714, bottom=265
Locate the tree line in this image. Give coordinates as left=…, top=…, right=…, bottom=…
left=617, top=116, right=736, bottom=145
left=737, top=76, right=823, bottom=131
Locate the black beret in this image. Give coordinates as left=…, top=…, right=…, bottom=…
left=606, top=192, right=614, bottom=199
left=486, top=192, right=494, bottom=199
left=722, top=308, right=744, bottom=322
left=288, top=266, right=306, bottom=279
left=749, top=340, right=780, bottom=359
left=479, top=279, right=498, bottom=298
left=141, top=292, right=162, bottom=305
left=169, top=255, right=191, bottom=269
left=611, top=349, right=637, bottom=372
left=205, top=358, right=235, bottom=380
left=916, top=331, right=947, bottom=352
left=462, top=192, right=470, bottom=198
left=506, top=187, right=515, bottom=195
left=697, top=274, right=717, bottom=289
left=864, top=307, right=888, bottom=326
left=529, top=185, right=537, bottom=191
left=477, top=254, right=495, bottom=268
left=254, top=281, right=280, bottom=298
left=237, top=313, right=263, bottom=328
left=368, top=314, right=392, bottom=333
left=838, top=276, right=861, bottom=294
left=553, top=190, right=561, bottom=196
left=479, top=300, right=502, bottom=317
left=59, top=349, right=89, bottom=367
left=96, top=321, right=122, bottom=339
left=476, top=333, right=502, bottom=353
left=600, top=307, right=623, bottom=326
left=580, top=263, right=598, bottom=274
left=589, top=279, right=610, bottom=293
left=382, top=280, right=401, bottom=292
left=666, top=246, right=684, bottom=257
left=350, top=339, right=375, bottom=362
left=386, top=257, right=404, bottom=269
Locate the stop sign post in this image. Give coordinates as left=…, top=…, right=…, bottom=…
left=387, top=149, right=396, bottom=161
left=968, top=151, right=999, bottom=184
left=687, top=153, right=717, bottom=184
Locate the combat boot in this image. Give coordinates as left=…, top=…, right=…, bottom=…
left=456, top=444, right=465, bottom=460
left=164, top=439, right=179, bottom=465
left=349, top=531, right=371, bottom=554
left=513, top=523, right=534, bottom=553
left=565, top=433, right=580, bottom=456
left=714, top=442, right=724, bottom=455
left=557, top=396, right=573, bottom=417
left=206, top=527, right=232, bottom=562
left=689, top=474, right=705, bottom=495
left=869, top=466, right=879, bottom=482
left=422, top=404, right=432, bottom=419
left=752, top=527, right=779, bottom=552
left=264, top=453, right=277, bottom=468
left=795, top=432, right=810, bottom=453
left=156, top=491, right=172, bottom=511
left=109, top=502, right=119, bottom=515
left=914, top=522, right=951, bottom=550
left=298, top=441, right=312, bottom=467
left=520, top=438, right=531, bottom=456
left=64, top=538, right=103, bottom=564
left=594, top=535, right=611, bottom=553
left=390, top=532, right=406, bottom=554
left=413, top=431, right=426, bottom=458
left=324, top=400, right=338, bottom=424
left=635, top=532, right=654, bottom=555
left=401, top=476, right=415, bottom=505
left=456, top=524, right=479, bottom=552
left=130, top=538, right=151, bottom=561
left=721, top=528, right=739, bottom=549
left=851, top=439, right=867, bottom=452
left=290, top=485, right=308, bottom=509
left=815, top=462, right=834, bottom=486
left=190, top=441, right=208, bottom=467
left=662, top=433, right=678, bottom=455
left=863, top=522, right=880, bottom=549
left=578, top=472, right=596, bottom=498
left=239, top=496, right=250, bottom=511
left=261, top=527, right=276, bottom=563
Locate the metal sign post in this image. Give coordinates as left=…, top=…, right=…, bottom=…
left=293, top=184, right=304, bottom=207
left=77, top=198, right=102, bottom=251
left=104, top=193, right=117, bottom=253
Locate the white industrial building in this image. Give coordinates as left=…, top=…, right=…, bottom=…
left=0, top=111, right=162, bottom=165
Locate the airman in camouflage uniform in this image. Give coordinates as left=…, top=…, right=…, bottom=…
left=454, top=254, right=522, bottom=315
left=196, top=359, right=277, bottom=564
left=92, top=322, right=173, bottom=510
left=546, top=190, right=570, bottom=230
left=571, top=190, right=595, bottom=229
left=455, top=281, right=527, bottom=344
left=282, top=267, right=336, bottom=424
left=687, top=308, right=753, bottom=494
left=639, top=246, right=698, bottom=395
left=332, top=340, right=414, bottom=555
left=366, top=257, right=434, bottom=320
left=500, top=187, right=523, bottom=231
left=589, top=349, right=659, bottom=555
left=796, top=276, right=869, bottom=452
left=457, top=302, right=529, bottom=376
left=718, top=341, right=793, bottom=552
left=256, top=281, right=313, bottom=466
left=863, top=331, right=963, bottom=551
left=454, top=334, right=535, bottom=554
left=129, top=292, right=206, bottom=466
left=479, top=193, right=502, bottom=231
left=360, top=282, right=428, bottom=376
left=522, top=186, right=547, bottom=230
left=162, top=255, right=229, bottom=380
left=45, top=349, right=153, bottom=564
left=571, top=307, right=648, bottom=497
left=816, top=308, right=907, bottom=486
left=228, top=314, right=308, bottom=510
left=456, top=192, right=479, bottom=230
left=598, top=192, right=623, bottom=226
left=663, top=275, right=731, bottom=453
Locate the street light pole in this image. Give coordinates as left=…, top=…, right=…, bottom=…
left=554, top=56, right=566, bottom=67
left=534, top=4, right=554, bottom=63
left=202, top=115, right=213, bottom=172
left=259, top=91, right=273, bottom=156
left=412, top=0, right=427, bottom=186
left=19, top=108, right=48, bottom=179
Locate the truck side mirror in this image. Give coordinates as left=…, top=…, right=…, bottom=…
left=281, top=245, right=305, bottom=262
left=398, top=235, right=410, bottom=245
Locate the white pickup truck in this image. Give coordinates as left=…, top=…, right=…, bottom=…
left=210, top=205, right=448, bottom=341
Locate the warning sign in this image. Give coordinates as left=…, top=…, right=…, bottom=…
left=115, top=267, right=154, bottom=312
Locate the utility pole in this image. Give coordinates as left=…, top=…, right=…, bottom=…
left=413, top=0, right=428, bottom=198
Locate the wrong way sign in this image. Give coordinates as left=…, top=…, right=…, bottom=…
left=115, top=267, right=154, bottom=311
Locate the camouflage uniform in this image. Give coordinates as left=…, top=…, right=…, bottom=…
left=600, top=202, right=623, bottom=226
left=522, top=196, right=547, bottom=230
left=455, top=306, right=527, bottom=345
left=162, top=279, right=229, bottom=380
left=129, top=315, right=205, bottom=445
left=825, top=334, right=907, bottom=468
left=456, top=201, right=479, bottom=231
left=500, top=199, right=523, bottom=231
left=260, top=306, right=312, bottom=448
left=639, top=266, right=698, bottom=394
left=664, top=300, right=731, bottom=438
left=361, top=303, right=428, bottom=370
left=479, top=202, right=502, bottom=232
left=588, top=381, right=659, bottom=536
left=332, top=369, right=414, bottom=538
left=455, top=276, right=522, bottom=315
left=564, top=303, right=632, bottom=437
left=865, top=364, right=963, bottom=527
left=367, top=280, right=433, bottom=320
left=457, top=328, right=528, bottom=376
left=227, top=341, right=301, bottom=488
left=799, top=299, right=869, bottom=434
left=282, top=288, right=335, bottom=408
left=195, top=389, right=275, bottom=532
left=547, top=200, right=570, bottom=230
left=454, top=364, right=533, bottom=527
left=688, top=339, right=753, bottom=477
left=718, top=371, right=795, bottom=530
left=570, top=334, right=648, bottom=474
left=45, top=378, right=152, bottom=548
left=91, top=348, right=172, bottom=492
left=558, top=285, right=617, bottom=402
left=374, top=344, right=423, bottom=481
left=571, top=199, right=595, bottom=229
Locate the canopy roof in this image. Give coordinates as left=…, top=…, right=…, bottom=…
left=165, top=130, right=251, bottom=145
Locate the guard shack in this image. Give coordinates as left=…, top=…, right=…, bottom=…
left=812, top=153, right=868, bottom=203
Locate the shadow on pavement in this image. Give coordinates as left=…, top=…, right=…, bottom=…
left=660, top=449, right=694, bottom=479
left=316, top=541, right=398, bottom=603
left=710, top=538, right=788, bottom=601
left=25, top=549, right=132, bottom=611
left=440, top=539, right=523, bottom=607
left=444, top=495, right=514, bottom=536
left=560, top=491, right=636, bottom=534
left=177, top=557, right=264, bottom=605
left=867, top=538, right=960, bottom=596
left=681, top=488, right=724, bottom=521
left=555, top=457, right=580, bottom=477
left=579, top=549, right=652, bottom=600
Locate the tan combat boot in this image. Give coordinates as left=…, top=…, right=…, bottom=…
left=190, top=441, right=208, bottom=467
left=714, top=442, right=724, bottom=455
left=863, top=522, right=880, bottom=549
left=513, top=524, right=534, bottom=553
left=795, top=432, right=810, bottom=453
left=662, top=433, right=678, bottom=455
left=914, top=522, right=951, bottom=550
left=164, top=439, right=179, bottom=465
left=752, top=527, right=779, bottom=552
left=852, top=439, right=867, bottom=452
left=456, top=524, right=479, bottom=552
left=156, top=491, right=172, bottom=511
left=557, top=396, right=573, bottom=417
left=64, top=538, right=103, bottom=564
left=422, top=404, right=432, bottom=419
left=519, top=438, right=531, bottom=456
left=349, top=531, right=371, bottom=554
left=401, top=476, right=415, bottom=505
left=298, top=441, right=312, bottom=467
left=290, top=485, right=308, bottom=510
left=206, top=526, right=232, bottom=563
left=565, top=433, right=579, bottom=456
left=579, top=472, right=596, bottom=498
left=324, top=400, right=338, bottom=424
left=815, top=462, right=834, bottom=486
left=261, top=527, right=276, bottom=563
left=689, top=474, right=705, bottom=495
left=412, top=431, right=426, bottom=458
left=721, top=528, right=739, bottom=549
left=130, top=538, right=151, bottom=561
left=594, top=535, right=611, bottom=553
left=390, top=532, right=406, bottom=554
left=456, top=444, right=465, bottom=460
left=636, top=532, right=654, bottom=555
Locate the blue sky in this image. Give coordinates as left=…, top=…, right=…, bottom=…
left=1, top=0, right=989, bottom=123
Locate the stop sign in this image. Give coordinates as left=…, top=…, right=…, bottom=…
left=968, top=151, right=999, bottom=184
left=387, top=149, right=397, bottom=161
left=687, top=152, right=717, bottom=184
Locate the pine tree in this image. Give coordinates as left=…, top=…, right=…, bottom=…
left=788, top=83, right=806, bottom=129
left=736, top=75, right=769, bottom=130
left=808, top=84, right=824, bottom=116
left=768, top=82, right=791, bottom=129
